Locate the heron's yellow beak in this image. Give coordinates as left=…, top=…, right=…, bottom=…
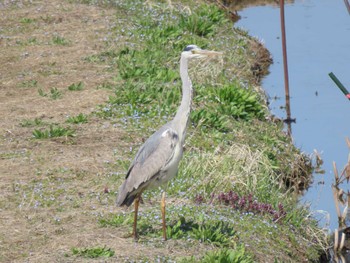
left=191, top=49, right=223, bottom=57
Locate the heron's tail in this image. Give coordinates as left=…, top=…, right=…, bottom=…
left=116, top=181, right=136, bottom=207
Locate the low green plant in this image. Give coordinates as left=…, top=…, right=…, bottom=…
left=181, top=247, right=254, bottom=263
left=20, top=79, right=37, bottom=88
left=50, top=87, right=62, bottom=99
left=98, top=213, right=133, bottom=227
left=66, top=113, right=88, bottom=124
left=38, top=88, right=47, bottom=97
left=179, top=4, right=228, bottom=37
left=166, top=216, right=235, bottom=246
left=32, top=125, right=75, bottom=139
left=71, top=246, right=115, bottom=258
left=166, top=216, right=198, bottom=239
left=38, top=88, right=62, bottom=99
left=68, top=82, right=84, bottom=91
left=52, top=35, right=69, bottom=45
left=191, top=221, right=236, bottom=246
left=20, top=118, right=43, bottom=127
left=191, top=83, right=266, bottom=131
left=20, top=17, right=35, bottom=24
left=96, top=82, right=115, bottom=90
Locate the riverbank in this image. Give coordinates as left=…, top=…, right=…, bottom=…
left=0, top=0, right=326, bottom=262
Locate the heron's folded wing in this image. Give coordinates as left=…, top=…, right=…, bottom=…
left=123, top=127, right=179, bottom=191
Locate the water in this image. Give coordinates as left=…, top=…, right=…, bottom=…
left=236, top=0, right=350, bottom=231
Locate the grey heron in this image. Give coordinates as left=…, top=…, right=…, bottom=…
left=116, top=45, right=222, bottom=240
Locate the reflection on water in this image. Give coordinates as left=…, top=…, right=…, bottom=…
left=236, top=0, right=350, bottom=231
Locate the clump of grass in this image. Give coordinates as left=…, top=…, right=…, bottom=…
left=68, top=82, right=84, bottom=91
left=66, top=113, right=88, bottom=124
left=38, top=87, right=62, bottom=99
left=32, top=125, right=75, bottom=139
left=19, top=79, right=37, bottom=88
left=38, top=88, right=47, bottom=97
left=20, top=17, right=35, bottom=24
left=49, top=87, right=62, bottom=99
left=181, top=247, right=253, bottom=263
left=179, top=4, right=228, bottom=37
left=98, top=213, right=132, bottom=227
left=71, top=246, right=115, bottom=258
left=52, top=35, right=70, bottom=45
left=20, top=118, right=43, bottom=127
left=96, top=82, right=114, bottom=90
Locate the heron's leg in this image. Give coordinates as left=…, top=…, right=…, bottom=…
left=133, top=194, right=141, bottom=240
left=161, top=192, right=167, bottom=241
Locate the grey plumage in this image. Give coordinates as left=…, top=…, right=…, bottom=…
left=116, top=124, right=180, bottom=206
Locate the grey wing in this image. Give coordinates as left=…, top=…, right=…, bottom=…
left=116, top=126, right=179, bottom=206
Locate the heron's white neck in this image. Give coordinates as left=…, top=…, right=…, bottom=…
left=173, top=55, right=193, bottom=145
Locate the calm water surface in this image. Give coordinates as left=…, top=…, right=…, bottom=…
left=236, top=0, right=350, bottom=231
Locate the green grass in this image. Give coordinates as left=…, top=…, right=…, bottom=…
left=52, top=35, right=70, bottom=45
left=49, top=87, right=62, bottom=99
left=20, top=17, right=35, bottom=24
left=67, top=82, right=84, bottom=91
left=32, top=125, right=75, bottom=139
left=66, top=113, right=88, bottom=124
left=181, top=247, right=254, bottom=263
left=98, top=213, right=132, bottom=228
left=71, top=246, right=115, bottom=258
left=19, top=80, right=38, bottom=88
left=38, top=87, right=62, bottom=99
left=20, top=118, right=44, bottom=127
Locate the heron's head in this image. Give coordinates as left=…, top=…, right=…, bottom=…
left=181, top=45, right=222, bottom=59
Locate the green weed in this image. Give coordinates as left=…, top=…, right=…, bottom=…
left=38, top=88, right=47, bottom=97
left=180, top=247, right=254, bottom=263
left=19, top=80, right=38, bottom=89
left=20, top=118, right=44, bottom=127
left=32, top=125, right=75, bottom=139
left=52, top=35, right=70, bottom=45
left=179, top=5, right=228, bottom=37
left=49, top=87, right=62, bottom=99
left=67, top=82, right=84, bottom=91
left=166, top=216, right=198, bottom=239
left=71, top=246, right=115, bottom=258
left=38, top=87, right=62, bottom=99
left=98, top=213, right=132, bottom=227
left=191, top=221, right=236, bottom=246
left=20, top=17, right=35, bottom=24
left=96, top=82, right=115, bottom=90
left=166, top=216, right=235, bottom=247
left=66, top=113, right=88, bottom=124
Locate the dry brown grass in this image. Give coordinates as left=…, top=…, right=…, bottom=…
left=0, top=1, right=135, bottom=261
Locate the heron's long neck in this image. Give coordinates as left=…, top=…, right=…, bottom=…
left=173, top=56, right=193, bottom=144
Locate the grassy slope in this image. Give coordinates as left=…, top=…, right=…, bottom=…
left=0, top=0, right=326, bottom=262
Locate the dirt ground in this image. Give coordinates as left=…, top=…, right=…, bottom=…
left=0, top=1, right=144, bottom=262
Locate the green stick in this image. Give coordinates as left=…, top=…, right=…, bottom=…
left=329, top=72, right=350, bottom=100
